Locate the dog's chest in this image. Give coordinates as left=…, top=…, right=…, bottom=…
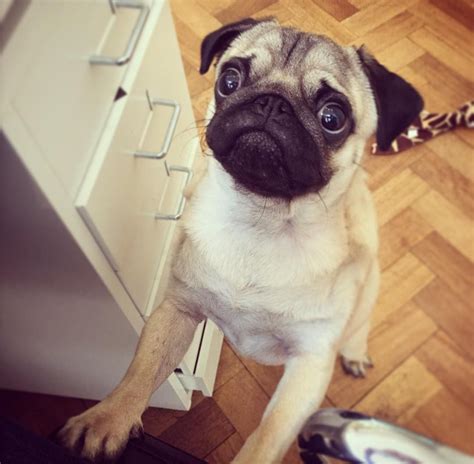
left=199, top=282, right=345, bottom=365
left=172, top=170, right=374, bottom=364
left=174, top=234, right=359, bottom=365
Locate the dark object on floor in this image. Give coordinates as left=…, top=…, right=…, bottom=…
left=119, top=434, right=207, bottom=464
left=372, top=99, right=473, bottom=155
left=0, top=416, right=87, bottom=464
left=0, top=416, right=206, bottom=464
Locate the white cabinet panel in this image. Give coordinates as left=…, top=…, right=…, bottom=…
left=2, top=0, right=222, bottom=410
left=11, top=1, right=145, bottom=198
left=177, top=320, right=224, bottom=397
left=76, top=1, right=198, bottom=314
left=180, top=321, right=205, bottom=376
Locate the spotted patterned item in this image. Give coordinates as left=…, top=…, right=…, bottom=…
left=372, top=100, right=474, bottom=155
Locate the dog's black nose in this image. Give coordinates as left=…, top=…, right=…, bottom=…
left=253, top=95, right=293, bottom=119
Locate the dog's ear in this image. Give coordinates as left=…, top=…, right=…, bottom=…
left=357, top=46, right=424, bottom=151
left=199, top=18, right=259, bottom=74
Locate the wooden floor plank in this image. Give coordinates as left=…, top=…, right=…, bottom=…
left=415, top=331, right=474, bottom=409
left=412, top=232, right=474, bottom=305
left=157, top=397, right=235, bottom=458
left=238, top=356, right=284, bottom=397
left=378, top=207, right=433, bottom=270
left=351, top=11, right=424, bottom=53
left=213, top=369, right=269, bottom=440
left=354, top=356, right=442, bottom=424
left=213, top=341, right=246, bottom=390
left=342, top=0, right=420, bottom=37
left=347, top=0, right=376, bottom=8
left=398, top=64, right=429, bottom=92
left=414, top=279, right=474, bottom=357
left=375, top=37, right=425, bottom=71
left=422, top=0, right=474, bottom=38
left=206, top=432, right=244, bottom=464
left=328, top=302, right=437, bottom=408
left=141, top=395, right=202, bottom=437
left=411, top=148, right=473, bottom=218
left=426, top=132, right=474, bottom=182
left=171, top=0, right=222, bottom=38
left=311, top=0, right=359, bottom=22
left=253, top=1, right=294, bottom=25
left=410, top=27, right=474, bottom=82
left=379, top=208, right=433, bottom=270
left=192, top=87, right=215, bottom=122
left=171, top=15, right=210, bottom=76
left=457, top=126, right=474, bottom=147
left=409, top=1, right=473, bottom=59
left=412, top=190, right=474, bottom=262
left=373, top=252, right=434, bottom=326
left=408, top=53, right=474, bottom=109
left=285, top=0, right=356, bottom=44
left=410, top=388, right=474, bottom=454
left=364, top=144, right=428, bottom=191
left=196, top=0, right=235, bottom=16
left=215, top=0, right=278, bottom=24
left=373, top=168, right=430, bottom=226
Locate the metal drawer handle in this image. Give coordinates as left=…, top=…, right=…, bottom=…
left=135, top=98, right=181, bottom=160
left=90, top=0, right=149, bottom=66
left=155, top=165, right=193, bottom=221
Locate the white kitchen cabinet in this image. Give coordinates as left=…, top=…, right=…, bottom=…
left=8, top=0, right=136, bottom=198
left=0, top=0, right=223, bottom=411
left=76, top=0, right=197, bottom=313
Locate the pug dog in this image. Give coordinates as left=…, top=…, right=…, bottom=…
left=58, top=18, right=423, bottom=463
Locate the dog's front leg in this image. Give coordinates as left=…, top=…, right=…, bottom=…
left=233, top=351, right=336, bottom=464
left=57, top=300, right=200, bottom=461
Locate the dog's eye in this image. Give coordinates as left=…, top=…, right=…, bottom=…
left=217, top=68, right=242, bottom=97
left=319, top=103, right=347, bottom=134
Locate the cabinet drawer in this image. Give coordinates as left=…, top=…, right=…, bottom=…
left=177, top=320, right=224, bottom=397
left=76, top=0, right=198, bottom=314
left=9, top=0, right=150, bottom=198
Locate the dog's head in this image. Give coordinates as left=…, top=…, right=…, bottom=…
left=200, top=18, right=423, bottom=200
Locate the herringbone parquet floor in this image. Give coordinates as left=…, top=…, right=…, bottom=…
left=1, top=1, right=473, bottom=462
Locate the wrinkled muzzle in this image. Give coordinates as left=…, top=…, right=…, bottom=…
left=206, top=94, right=326, bottom=199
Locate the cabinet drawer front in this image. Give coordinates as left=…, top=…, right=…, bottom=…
left=77, top=1, right=198, bottom=314
left=177, top=320, right=224, bottom=396
left=10, top=1, right=149, bottom=198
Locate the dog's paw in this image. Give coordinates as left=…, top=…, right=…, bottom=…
left=341, top=354, right=373, bottom=378
left=55, top=401, right=143, bottom=462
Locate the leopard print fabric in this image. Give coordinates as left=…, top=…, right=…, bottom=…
left=372, top=100, right=474, bottom=155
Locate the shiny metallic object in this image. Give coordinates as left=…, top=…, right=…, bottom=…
left=135, top=97, right=181, bottom=160
left=154, top=164, right=192, bottom=221
left=90, top=0, right=149, bottom=66
left=299, top=408, right=474, bottom=464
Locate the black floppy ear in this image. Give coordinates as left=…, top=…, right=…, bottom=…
left=199, top=18, right=259, bottom=74
left=357, top=47, right=424, bottom=152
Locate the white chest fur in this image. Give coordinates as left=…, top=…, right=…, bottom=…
left=173, top=159, right=377, bottom=363
left=186, top=161, right=351, bottom=285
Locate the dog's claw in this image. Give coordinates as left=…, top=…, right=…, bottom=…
left=129, top=423, right=145, bottom=440
left=341, top=355, right=373, bottom=378
left=55, top=402, right=143, bottom=462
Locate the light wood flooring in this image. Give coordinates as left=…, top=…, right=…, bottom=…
left=1, top=0, right=473, bottom=462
